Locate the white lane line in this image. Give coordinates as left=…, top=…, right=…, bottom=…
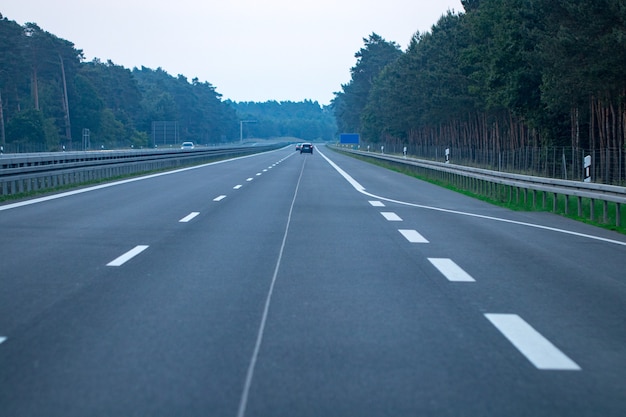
left=369, top=200, right=385, bottom=207
left=316, top=148, right=626, bottom=247
left=399, top=229, right=429, bottom=243
left=107, top=245, right=149, bottom=267
left=256, top=173, right=262, bottom=176
left=213, top=195, right=227, bottom=202
left=179, top=212, right=200, bottom=223
left=237, top=153, right=307, bottom=417
left=263, top=169, right=268, bottom=172
left=234, top=184, right=243, bottom=190
left=381, top=212, right=402, bottom=221
left=428, top=258, right=475, bottom=282
left=246, top=178, right=254, bottom=182
left=485, top=314, right=581, bottom=371
left=0, top=337, right=6, bottom=345
left=0, top=150, right=289, bottom=212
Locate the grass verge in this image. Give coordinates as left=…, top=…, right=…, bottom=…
left=340, top=150, right=626, bottom=235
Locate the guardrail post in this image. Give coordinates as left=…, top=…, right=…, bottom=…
left=333, top=146, right=625, bottom=230
left=578, top=196, right=583, bottom=217
left=590, top=198, right=595, bottom=221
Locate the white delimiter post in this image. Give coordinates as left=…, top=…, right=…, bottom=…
left=584, top=155, right=592, bottom=182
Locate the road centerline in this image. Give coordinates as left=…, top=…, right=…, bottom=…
left=485, top=313, right=581, bottom=371
left=428, top=258, right=475, bottom=282
left=381, top=212, right=402, bottom=221
left=107, top=245, right=149, bottom=267
left=179, top=212, right=200, bottom=223
left=399, top=229, right=429, bottom=243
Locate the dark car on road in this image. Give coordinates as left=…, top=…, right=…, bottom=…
left=300, top=143, right=313, bottom=154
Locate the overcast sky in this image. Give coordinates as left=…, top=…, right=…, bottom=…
left=3, top=0, right=462, bottom=105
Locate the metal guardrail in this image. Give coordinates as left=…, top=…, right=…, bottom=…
left=334, top=146, right=626, bottom=227
left=0, top=144, right=284, bottom=197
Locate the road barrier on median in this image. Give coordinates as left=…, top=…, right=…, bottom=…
left=332, top=146, right=626, bottom=228
left=0, top=144, right=284, bottom=197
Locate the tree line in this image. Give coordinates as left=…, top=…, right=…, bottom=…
left=333, top=0, right=626, bottom=181
left=230, top=100, right=336, bottom=142
left=0, top=14, right=335, bottom=152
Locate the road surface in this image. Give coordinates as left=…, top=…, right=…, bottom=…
left=0, top=145, right=625, bottom=416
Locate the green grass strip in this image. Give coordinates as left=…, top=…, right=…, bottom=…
left=337, top=149, right=626, bottom=235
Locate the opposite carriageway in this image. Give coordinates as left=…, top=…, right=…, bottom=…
left=0, top=144, right=285, bottom=196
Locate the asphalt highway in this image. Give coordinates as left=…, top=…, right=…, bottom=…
left=0, top=145, right=625, bottom=416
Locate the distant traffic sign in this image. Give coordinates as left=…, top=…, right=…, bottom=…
left=340, top=133, right=360, bottom=144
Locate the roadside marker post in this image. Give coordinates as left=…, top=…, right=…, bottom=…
left=584, top=155, right=591, bottom=182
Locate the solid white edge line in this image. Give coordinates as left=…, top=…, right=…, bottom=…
left=316, top=148, right=626, bottom=247
left=399, top=229, right=429, bottom=243
left=213, top=195, right=227, bottom=202
left=428, top=258, right=475, bottom=282
left=106, top=245, right=149, bottom=267
left=0, top=149, right=286, bottom=212
left=179, top=212, right=200, bottom=223
left=485, top=314, right=581, bottom=371
left=381, top=212, right=402, bottom=221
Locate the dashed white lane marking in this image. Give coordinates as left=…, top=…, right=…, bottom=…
left=263, top=169, right=268, bottom=172
left=485, top=314, right=581, bottom=371
left=246, top=178, right=254, bottom=182
left=428, top=258, right=475, bottom=282
left=214, top=195, right=227, bottom=202
left=0, top=337, right=6, bottom=345
left=381, top=212, right=402, bottom=221
left=399, top=229, right=429, bottom=243
left=256, top=173, right=262, bottom=176
left=0, top=151, right=282, bottom=212
left=107, top=245, right=149, bottom=267
left=369, top=200, right=385, bottom=207
left=317, top=148, right=626, bottom=247
left=234, top=185, right=243, bottom=189
left=179, top=212, right=200, bottom=223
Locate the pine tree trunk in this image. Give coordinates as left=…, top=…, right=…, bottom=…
left=59, top=54, right=72, bottom=147
left=32, top=66, right=39, bottom=111
left=0, top=88, right=5, bottom=147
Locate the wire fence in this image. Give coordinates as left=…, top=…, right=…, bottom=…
left=357, top=141, right=626, bottom=186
